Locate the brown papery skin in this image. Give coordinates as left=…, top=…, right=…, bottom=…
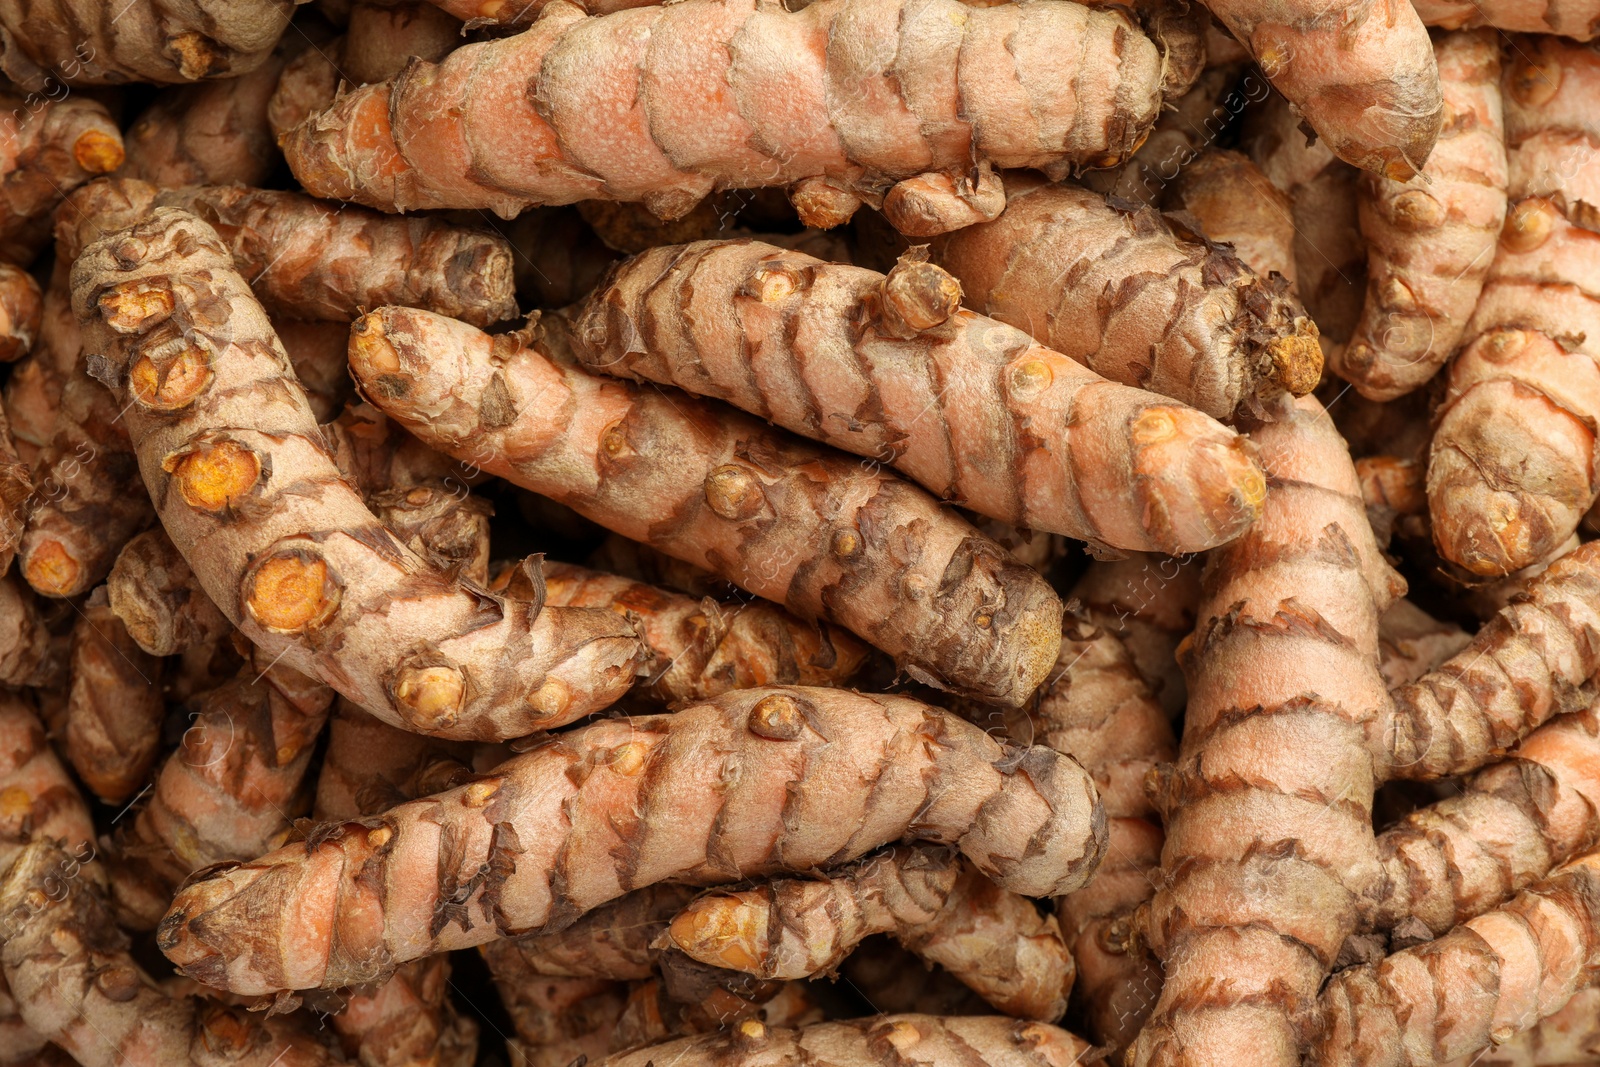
left=1381, top=539, right=1600, bottom=780
left=157, top=688, right=1105, bottom=994
left=575, top=237, right=1268, bottom=553
left=0, top=402, right=29, bottom=575
left=1429, top=36, right=1600, bottom=576
left=1242, top=92, right=1369, bottom=349
left=119, top=45, right=292, bottom=188
left=0, top=93, right=123, bottom=262
left=932, top=177, right=1320, bottom=422
left=1200, top=0, right=1442, bottom=180
left=1437, top=983, right=1600, bottom=1067
left=0, top=263, right=41, bottom=363
left=1376, top=597, right=1471, bottom=691
left=110, top=659, right=336, bottom=931
left=2, top=844, right=341, bottom=1067
left=61, top=178, right=519, bottom=327
left=489, top=883, right=699, bottom=983
left=424, top=0, right=651, bottom=30
left=349, top=305, right=1064, bottom=706
left=1414, top=0, right=1600, bottom=37
left=61, top=587, right=163, bottom=804
left=596, top=1015, right=1100, bottom=1067
left=344, top=2, right=462, bottom=84
left=283, top=0, right=1162, bottom=225
left=673, top=846, right=1074, bottom=1021
left=276, top=319, right=355, bottom=422
left=537, top=561, right=868, bottom=706
left=1333, top=30, right=1509, bottom=401
left=1165, top=148, right=1297, bottom=285
left=372, top=484, right=493, bottom=587
left=107, top=527, right=232, bottom=657
left=1316, top=851, right=1600, bottom=1067
left=0, top=1, right=293, bottom=88
left=313, top=701, right=479, bottom=1067
left=1133, top=395, right=1404, bottom=1067
left=1373, top=697, right=1600, bottom=939
left=1068, top=552, right=1201, bottom=720
left=73, top=208, right=641, bottom=740
left=0, top=573, right=55, bottom=687
left=493, top=971, right=626, bottom=1067
left=1009, top=609, right=1174, bottom=1054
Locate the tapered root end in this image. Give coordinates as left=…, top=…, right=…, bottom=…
left=1264, top=321, right=1323, bottom=397
left=73, top=129, right=125, bottom=175
left=22, top=538, right=83, bottom=598
left=668, top=894, right=772, bottom=975
left=1130, top=408, right=1265, bottom=554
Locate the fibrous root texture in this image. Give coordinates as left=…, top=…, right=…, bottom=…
left=668, top=845, right=1074, bottom=1021
left=283, top=0, right=1163, bottom=230
left=931, top=176, right=1322, bottom=422
left=0, top=843, right=340, bottom=1067
left=1200, top=0, right=1444, bottom=180
left=156, top=687, right=1105, bottom=995
left=573, top=236, right=1270, bottom=553
left=0, top=0, right=295, bottom=89
left=348, top=305, right=1065, bottom=707
left=594, top=1014, right=1100, bottom=1067
left=1332, top=29, right=1509, bottom=401
left=1428, top=36, right=1600, bottom=576
left=1413, top=0, right=1600, bottom=37
left=1132, top=395, right=1404, bottom=1067
left=70, top=207, right=641, bottom=740
left=1316, top=851, right=1600, bottom=1067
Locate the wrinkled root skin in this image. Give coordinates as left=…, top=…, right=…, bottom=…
left=157, top=688, right=1104, bottom=995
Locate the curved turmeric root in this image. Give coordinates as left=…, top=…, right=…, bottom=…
left=1437, top=983, right=1600, bottom=1067
left=61, top=587, right=163, bottom=804
left=1068, top=552, right=1201, bottom=720
left=1198, top=0, right=1443, bottom=181
left=107, top=528, right=232, bottom=657
left=931, top=176, right=1320, bottom=422
left=597, top=1015, right=1099, bottom=1067
left=2, top=843, right=341, bottom=1067
left=158, top=687, right=1105, bottom=994
left=1428, top=36, right=1600, bottom=576
left=73, top=208, right=640, bottom=740
left=0, top=93, right=123, bottom=262
left=574, top=236, right=1268, bottom=553
left=349, top=306, right=1064, bottom=706
left=1316, top=851, right=1600, bottom=1067
left=0, top=691, right=94, bottom=873
left=669, top=846, right=1073, bottom=1021
left=0, top=264, right=41, bottom=364
left=1133, top=396, right=1403, bottom=1067
left=1331, top=29, right=1509, bottom=401
left=284, top=0, right=1161, bottom=228
left=534, top=561, right=869, bottom=705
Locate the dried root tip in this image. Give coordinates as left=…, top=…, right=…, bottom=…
left=0, top=264, right=43, bottom=363
left=1261, top=321, right=1324, bottom=397
left=788, top=177, right=862, bottom=230
left=878, top=249, right=962, bottom=339
left=884, top=168, right=1007, bottom=238
left=107, top=528, right=231, bottom=657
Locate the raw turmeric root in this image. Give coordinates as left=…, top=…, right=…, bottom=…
left=533, top=562, right=869, bottom=705
left=283, top=0, right=1162, bottom=229
left=73, top=207, right=640, bottom=740
left=1133, top=395, right=1404, bottom=1067
left=930, top=176, right=1320, bottom=422
left=1316, top=850, right=1600, bottom=1067
left=2, top=843, right=342, bottom=1067
left=1437, top=983, right=1600, bottom=1067
left=350, top=306, right=1065, bottom=706
left=0, top=404, right=29, bottom=575
left=61, top=587, right=163, bottom=804
left=0, top=93, right=123, bottom=262
left=108, top=657, right=335, bottom=930
left=0, top=264, right=41, bottom=364
left=492, top=972, right=628, bottom=1067
left=671, top=846, right=1073, bottom=1021
left=62, top=178, right=520, bottom=327
left=1198, top=0, right=1443, bottom=181
left=1428, top=35, right=1600, bottom=577
left=1163, top=148, right=1296, bottom=284
left=596, top=1015, right=1099, bottom=1067
left=158, top=687, right=1106, bottom=994
left=1413, top=1, right=1600, bottom=37
left=107, top=528, right=231, bottom=657
left=1068, top=552, right=1201, bottom=720
left=1014, top=609, right=1174, bottom=1054
left=574, top=236, right=1268, bottom=552
left=1331, top=29, right=1509, bottom=401
left=0, top=691, right=94, bottom=873
left=1376, top=598, right=1471, bottom=690
left=0, top=0, right=295, bottom=89
left=0, top=573, right=55, bottom=687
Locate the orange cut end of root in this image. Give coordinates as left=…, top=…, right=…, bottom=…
left=23, top=539, right=81, bottom=597
left=166, top=440, right=261, bottom=512
left=130, top=346, right=211, bottom=411
left=98, top=283, right=174, bottom=333
left=73, top=128, right=125, bottom=174
left=245, top=553, right=340, bottom=633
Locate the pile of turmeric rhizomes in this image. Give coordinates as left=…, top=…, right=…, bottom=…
left=0, top=3, right=1598, bottom=1067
